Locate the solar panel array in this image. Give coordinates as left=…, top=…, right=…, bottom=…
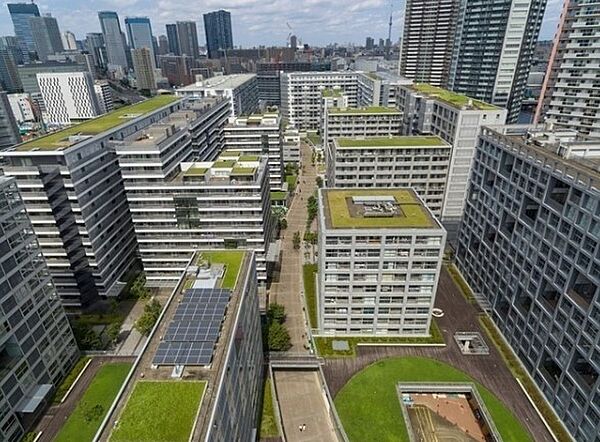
left=153, top=288, right=231, bottom=366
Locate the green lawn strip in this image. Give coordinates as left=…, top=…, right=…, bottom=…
left=446, top=263, right=477, bottom=304
left=479, top=316, right=571, bottom=442
left=110, top=381, right=206, bottom=442
left=198, top=250, right=244, bottom=289
left=285, top=174, right=297, bottom=192
left=55, top=362, right=132, bottom=442
left=307, top=132, right=321, bottom=146
left=314, top=321, right=444, bottom=358
left=74, top=312, right=126, bottom=326
left=302, top=264, right=318, bottom=328
left=51, top=356, right=91, bottom=404
left=334, top=357, right=532, bottom=442
left=259, top=378, right=279, bottom=438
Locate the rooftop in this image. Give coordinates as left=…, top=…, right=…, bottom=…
left=177, top=73, right=256, bottom=91
left=411, top=83, right=498, bottom=111
left=336, top=136, right=448, bottom=148
left=329, top=106, right=401, bottom=115
left=16, top=95, right=180, bottom=151
left=321, top=189, right=437, bottom=229
left=178, top=152, right=263, bottom=182
left=322, top=87, right=344, bottom=97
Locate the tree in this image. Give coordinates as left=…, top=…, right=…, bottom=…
left=268, top=321, right=292, bottom=351
left=293, top=232, right=301, bottom=250
left=306, top=195, right=318, bottom=227
left=106, top=322, right=121, bottom=345
left=316, top=176, right=323, bottom=188
left=279, top=218, right=288, bottom=230
left=135, top=299, right=162, bottom=336
left=82, top=403, right=104, bottom=423
left=304, top=231, right=318, bottom=245
left=267, top=303, right=286, bottom=324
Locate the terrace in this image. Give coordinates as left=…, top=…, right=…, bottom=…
left=335, top=136, right=447, bottom=148
left=16, top=95, right=180, bottom=151
left=321, top=189, right=437, bottom=229
left=411, top=83, right=497, bottom=111
left=329, top=106, right=401, bottom=115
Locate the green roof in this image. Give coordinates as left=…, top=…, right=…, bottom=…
left=336, top=136, right=447, bottom=148
left=322, top=88, right=343, bottom=97
left=197, top=250, right=245, bottom=289
left=213, top=160, right=236, bottom=168
left=238, top=155, right=260, bottom=161
left=230, top=167, right=256, bottom=176
left=18, top=95, right=180, bottom=151
left=412, top=83, right=498, bottom=110
left=329, top=106, right=400, bottom=115
left=323, top=189, right=436, bottom=229
left=184, top=167, right=208, bottom=176
left=270, top=191, right=287, bottom=201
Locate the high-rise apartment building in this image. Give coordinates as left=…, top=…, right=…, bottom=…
left=0, top=91, right=21, bottom=148
left=7, top=2, right=40, bottom=60
left=0, top=96, right=179, bottom=306
left=365, top=37, right=375, bottom=50
left=326, top=136, right=451, bottom=217
left=125, top=17, right=156, bottom=68
left=176, top=74, right=259, bottom=117
left=157, top=35, right=169, bottom=55
left=0, top=48, right=22, bottom=93
left=165, top=24, right=180, bottom=55
left=397, top=83, right=507, bottom=239
left=30, top=15, right=64, bottom=61
left=62, top=31, right=77, bottom=50
left=448, top=0, right=546, bottom=123
left=131, top=47, right=156, bottom=91
left=400, top=0, right=459, bottom=87
left=224, top=110, right=284, bottom=190
left=176, top=21, right=199, bottom=59
left=0, top=176, right=79, bottom=442
left=280, top=71, right=359, bottom=130
left=317, top=188, right=446, bottom=336
left=98, top=11, right=129, bottom=69
left=322, top=105, right=402, bottom=146
left=456, top=125, right=600, bottom=441
left=37, top=72, right=102, bottom=125
left=535, top=0, right=600, bottom=137
left=203, top=10, right=233, bottom=59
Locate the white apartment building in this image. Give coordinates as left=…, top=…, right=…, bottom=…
left=397, top=83, right=507, bottom=239
left=114, top=133, right=273, bottom=283
left=356, top=70, right=412, bottom=108
left=176, top=74, right=259, bottom=117
left=322, top=106, right=402, bottom=146
left=326, top=136, right=451, bottom=217
left=94, top=80, right=114, bottom=114
left=317, top=188, right=446, bottom=336
left=37, top=71, right=102, bottom=126
left=224, top=110, right=284, bottom=190
left=8, top=93, right=35, bottom=123
left=280, top=71, right=359, bottom=130
left=283, top=123, right=300, bottom=164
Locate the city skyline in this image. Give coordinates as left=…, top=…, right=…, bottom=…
left=0, top=0, right=563, bottom=48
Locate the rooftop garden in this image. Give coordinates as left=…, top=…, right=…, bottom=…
left=110, top=381, right=206, bottom=442
left=336, top=136, right=446, bottom=148
left=197, top=250, right=244, bottom=289
left=329, top=106, right=401, bottom=115
left=238, top=154, right=260, bottom=161
left=270, top=191, right=288, bottom=201
left=55, top=362, right=132, bottom=442
left=324, top=189, right=436, bottom=229
left=212, top=160, right=236, bottom=168
left=230, top=166, right=257, bottom=176
left=412, top=83, right=498, bottom=110
left=184, top=166, right=209, bottom=176
left=18, top=95, right=179, bottom=151
left=322, top=88, right=343, bottom=97
left=335, top=357, right=532, bottom=442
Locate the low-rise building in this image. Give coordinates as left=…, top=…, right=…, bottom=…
left=176, top=73, right=259, bottom=117
left=326, top=136, right=451, bottom=217
left=322, top=106, right=402, bottom=146
left=317, top=188, right=446, bottom=336
left=0, top=176, right=78, bottom=442
left=7, top=92, right=36, bottom=123
left=224, top=110, right=284, bottom=190
left=397, top=83, right=507, bottom=239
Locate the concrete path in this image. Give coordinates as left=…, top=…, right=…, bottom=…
left=273, top=370, right=338, bottom=442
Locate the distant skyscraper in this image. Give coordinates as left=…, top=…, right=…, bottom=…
left=379, top=38, right=385, bottom=48
left=448, top=0, right=547, bottom=123
left=62, top=31, right=78, bottom=50
left=30, top=15, right=64, bottom=61
left=0, top=176, right=78, bottom=442
left=125, top=17, right=156, bottom=68
left=0, top=48, right=22, bottom=92
left=535, top=0, right=600, bottom=137
left=290, top=35, right=297, bottom=51
left=7, top=2, right=40, bottom=61
left=157, top=35, right=169, bottom=55
left=365, top=36, right=374, bottom=50
left=98, top=11, right=129, bottom=68
left=132, top=47, right=156, bottom=91
left=176, top=21, right=199, bottom=58
left=159, top=54, right=195, bottom=86
left=203, top=10, right=233, bottom=59
left=85, top=32, right=107, bottom=70
left=0, top=35, right=25, bottom=64
left=400, top=0, right=459, bottom=87
left=166, top=23, right=180, bottom=55
left=0, top=91, right=21, bottom=148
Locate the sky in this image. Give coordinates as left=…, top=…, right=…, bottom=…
left=0, top=0, right=564, bottom=48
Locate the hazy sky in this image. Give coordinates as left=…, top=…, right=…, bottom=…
left=0, top=0, right=564, bottom=47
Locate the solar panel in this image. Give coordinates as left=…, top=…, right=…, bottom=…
left=152, top=287, right=232, bottom=366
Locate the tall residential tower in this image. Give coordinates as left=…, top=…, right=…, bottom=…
left=98, top=11, right=129, bottom=68
left=203, top=10, right=233, bottom=59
